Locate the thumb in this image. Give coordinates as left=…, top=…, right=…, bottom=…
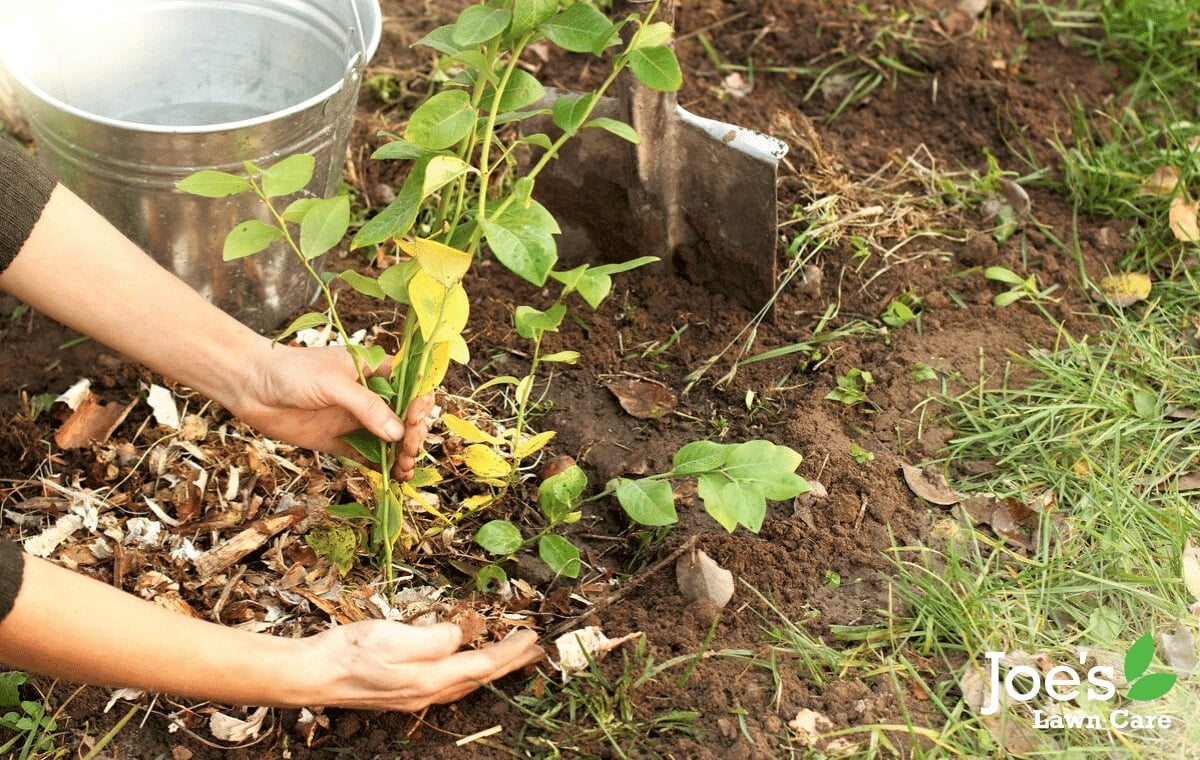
left=327, top=375, right=407, bottom=442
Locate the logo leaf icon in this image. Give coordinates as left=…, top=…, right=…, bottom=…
left=1124, top=632, right=1155, bottom=681
left=1127, top=672, right=1178, bottom=701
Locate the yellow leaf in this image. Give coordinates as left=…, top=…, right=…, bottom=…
left=398, top=236, right=473, bottom=287
left=421, top=156, right=470, bottom=198
left=408, top=269, right=446, bottom=343
left=414, top=341, right=452, bottom=397
left=1170, top=195, right=1200, bottom=242
left=461, top=494, right=495, bottom=512
left=1072, top=458, right=1090, bottom=478
left=431, top=282, right=470, bottom=343
left=443, top=413, right=505, bottom=445
left=463, top=444, right=511, bottom=479
left=1139, top=165, right=1181, bottom=196
left=1098, top=272, right=1152, bottom=307
left=449, top=332, right=471, bottom=364
left=408, top=466, right=443, bottom=489
left=515, top=430, right=556, bottom=459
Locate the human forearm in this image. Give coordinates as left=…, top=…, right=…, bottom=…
left=0, top=555, right=319, bottom=706
left=0, top=184, right=271, bottom=409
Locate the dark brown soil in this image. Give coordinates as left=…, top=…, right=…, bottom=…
left=0, top=1, right=1121, bottom=757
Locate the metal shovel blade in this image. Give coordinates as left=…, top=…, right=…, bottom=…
left=528, top=0, right=787, bottom=314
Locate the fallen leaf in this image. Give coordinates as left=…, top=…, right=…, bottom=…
left=553, top=627, right=644, bottom=679
left=1139, top=165, right=1182, bottom=196
left=294, top=708, right=329, bottom=748
left=1176, top=472, right=1200, bottom=491
left=1165, top=405, right=1200, bottom=420
left=604, top=377, right=677, bottom=419
left=675, top=549, right=735, bottom=608
left=999, top=178, right=1032, bottom=218
left=209, top=707, right=269, bottom=743
left=1170, top=195, right=1200, bottom=242
left=990, top=497, right=1037, bottom=548
left=54, top=378, right=92, bottom=410
left=1159, top=626, right=1198, bottom=676
left=146, top=384, right=181, bottom=430
left=1098, top=272, right=1152, bottom=307
left=54, top=394, right=137, bottom=449
left=1183, top=540, right=1200, bottom=600
left=23, top=513, right=84, bottom=557
left=103, top=688, right=144, bottom=713
left=958, top=666, right=989, bottom=714
left=901, top=463, right=959, bottom=505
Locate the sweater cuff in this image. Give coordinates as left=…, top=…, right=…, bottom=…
left=0, top=139, right=56, bottom=275
left=0, top=539, right=24, bottom=625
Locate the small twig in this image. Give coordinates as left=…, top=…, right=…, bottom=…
left=210, top=565, right=246, bottom=624
left=545, top=534, right=701, bottom=638
left=456, top=724, right=503, bottom=746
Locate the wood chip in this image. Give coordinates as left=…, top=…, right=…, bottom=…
left=54, top=393, right=137, bottom=449
left=194, top=506, right=307, bottom=578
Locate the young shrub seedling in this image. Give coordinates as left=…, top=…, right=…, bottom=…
left=825, top=367, right=875, bottom=408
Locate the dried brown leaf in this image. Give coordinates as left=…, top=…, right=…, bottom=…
left=901, top=463, right=959, bottom=505
left=1159, top=626, right=1198, bottom=676
left=999, top=178, right=1031, bottom=218
left=553, top=627, right=644, bottom=678
left=1139, top=165, right=1182, bottom=196
left=604, top=378, right=677, bottom=419
left=1170, top=195, right=1200, bottom=242
left=675, top=549, right=735, bottom=608
left=54, top=394, right=137, bottom=449
left=1183, top=540, right=1200, bottom=600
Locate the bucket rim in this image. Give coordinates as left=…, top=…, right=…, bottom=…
left=1, top=0, right=382, bottom=135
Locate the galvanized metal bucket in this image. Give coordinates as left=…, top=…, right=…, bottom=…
left=1, top=0, right=381, bottom=331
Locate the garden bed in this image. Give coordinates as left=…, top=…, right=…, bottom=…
left=0, top=0, right=1132, bottom=757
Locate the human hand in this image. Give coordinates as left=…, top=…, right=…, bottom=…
left=306, top=622, right=544, bottom=711
left=225, top=344, right=435, bottom=481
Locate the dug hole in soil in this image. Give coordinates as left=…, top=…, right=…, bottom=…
left=0, top=0, right=1122, bottom=757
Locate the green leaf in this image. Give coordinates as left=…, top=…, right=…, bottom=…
left=337, top=270, right=385, bottom=299
left=514, top=303, right=566, bottom=339
left=0, top=672, right=27, bottom=708
left=414, top=24, right=466, bottom=55
left=985, top=266, right=1027, bottom=285
left=371, top=139, right=429, bottom=161
left=405, top=90, right=476, bottom=151
left=300, top=195, right=350, bottom=260
left=353, top=160, right=428, bottom=248
left=590, top=256, right=661, bottom=277
left=629, top=45, right=683, bottom=92
left=422, top=155, right=472, bottom=197
left=615, top=478, right=677, bottom=526
left=327, top=502, right=375, bottom=521
left=722, top=440, right=807, bottom=500
left=475, top=563, right=508, bottom=592
left=513, top=176, right=535, bottom=206
left=487, top=69, right=546, bottom=112
left=584, top=117, right=641, bottom=144
left=277, top=311, right=329, bottom=341
left=672, top=440, right=731, bottom=475
left=341, top=429, right=385, bottom=464
left=347, top=344, right=389, bottom=373
left=993, top=290, right=1027, bottom=307
left=719, top=481, right=767, bottom=532
left=539, top=464, right=587, bottom=522
left=1127, top=672, right=1178, bottom=701
left=630, top=21, right=674, bottom=51
left=261, top=154, right=316, bottom=197
left=367, top=376, right=395, bottom=401
left=452, top=5, right=512, bottom=45
left=378, top=259, right=420, bottom=304
left=1124, top=632, right=1156, bottom=681
left=283, top=197, right=319, bottom=223
left=538, top=534, right=582, bottom=578
left=223, top=220, right=282, bottom=260
left=511, top=0, right=558, bottom=35
left=480, top=217, right=556, bottom=286
left=177, top=170, right=251, bottom=198
left=1131, top=389, right=1158, bottom=419
left=475, top=520, right=524, bottom=555
left=540, top=4, right=617, bottom=54
left=552, top=94, right=596, bottom=134
left=697, top=472, right=738, bottom=532
left=541, top=350, right=580, bottom=364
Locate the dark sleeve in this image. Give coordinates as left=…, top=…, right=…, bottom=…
left=0, top=138, right=57, bottom=275
left=0, top=539, right=24, bottom=625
